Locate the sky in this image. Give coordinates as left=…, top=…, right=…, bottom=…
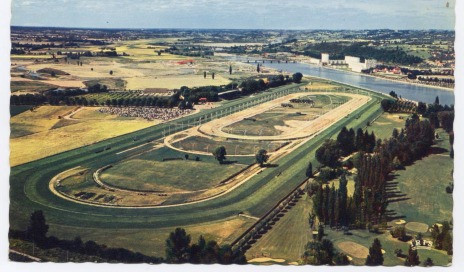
left=11, top=0, right=456, bottom=30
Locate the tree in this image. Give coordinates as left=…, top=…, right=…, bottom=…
left=338, top=174, right=348, bottom=226
left=417, top=102, right=427, bottom=115
left=438, top=111, right=454, bottom=133
left=424, top=257, right=434, bottom=267
left=212, top=146, right=227, bottom=164
left=306, top=162, right=313, bottom=178
left=434, top=96, right=440, bottom=105
left=109, top=70, right=113, bottom=75
left=292, top=72, right=303, bottom=83
left=381, top=99, right=394, bottom=112
left=355, top=128, right=365, bottom=151
left=336, top=126, right=355, bottom=156
left=26, top=210, right=49, bottom=245
left=212, top=72, right=215, bottom=79
left=315, top=139, right=341, bottom=167
left=257, top=63, right=260, bottom=73
left=184, top=154, right=189, bottom=160
left=404, top=247, right=420, bottom=266
left=204, top=71, right=206, bottom=79
left=229, top=65, right=232, bottom=75
left=165, top=228, right=191, bottom=263
left=317, top=224, right=324, bottom=241
left=333, top=252, right=350, bottom=265
left=255, top=149, right=269, bottom=167
left=365, top=238, right=384, bottom=266
left=302, top=239, right=334, bottom=265
left=390, top=226, right=407, bottom=241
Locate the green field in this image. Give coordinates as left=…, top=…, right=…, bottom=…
left=9, top=83, right=386, bottom=256
left=172, top=136, right=285, bottom=155
left=386, top=129, right=453, bottom=226
left=367, top=112, right=410, bottom=140
left=246, top=194, right=313, bottom=263
left=101, top=158, right=246, bottom=192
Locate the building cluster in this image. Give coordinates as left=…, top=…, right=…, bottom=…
left=309, top=53, right=378, bottom=72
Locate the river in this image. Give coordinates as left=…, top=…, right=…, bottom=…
left=224, top=55, right=455, bottom=105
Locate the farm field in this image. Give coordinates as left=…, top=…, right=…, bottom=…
left=10, top=79, right=58, bottom=93
left=10, top=39, right=260, bottom=93
left=10, top=106, right=154, bottom=166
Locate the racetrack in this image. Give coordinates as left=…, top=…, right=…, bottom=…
left=198, top=92, right=370, bottom=141
left=9, top=83, right=387, bottom=241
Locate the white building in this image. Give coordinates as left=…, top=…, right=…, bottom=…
left=321, top=53, right=330, bottom=64
left=345, top=56, right=377, bottom=72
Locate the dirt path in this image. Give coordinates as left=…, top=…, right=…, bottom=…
left=9, top=249, right=42, bottom=262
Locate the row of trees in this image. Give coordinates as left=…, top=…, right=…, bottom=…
left=239, top=73, right=302, bottom=95
left=165, top=228, right=246, bottom=264
left=313, top=114, right=436, bottom=229
left=312, top=175, right=349, bottom=227
left=351, top=116, right=435, bottom=226
left=381, top=99, right=417, bottom=113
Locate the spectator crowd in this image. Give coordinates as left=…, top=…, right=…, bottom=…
left=99, top=107, right=193, bottom=121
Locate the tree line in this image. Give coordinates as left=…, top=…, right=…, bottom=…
left=10, top=73, right=303, bottom=108
left=165, top=228, right=246, bottom=264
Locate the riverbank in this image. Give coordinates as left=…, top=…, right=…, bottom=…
left=220, top=53, right=454, bottom=105
left=298, top=60, right=454, bottom=93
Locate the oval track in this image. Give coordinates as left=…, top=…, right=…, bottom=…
left=10, top=84, right=387, bottom=231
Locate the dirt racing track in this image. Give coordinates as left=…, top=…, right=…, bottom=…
left=198, top=92, right=370, bottom=141
left=10, top=84, right=387, bottom=233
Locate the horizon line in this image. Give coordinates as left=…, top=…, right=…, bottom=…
left=10, top=25, right=456, bottom=32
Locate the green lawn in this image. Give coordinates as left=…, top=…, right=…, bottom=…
left=246, top=194, right=313, bottom=263
left=387, top=129, right=453, bottom=226
left=367, top=113, right=410, bottom=140
left=101, top=159, right=245, bottom=192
